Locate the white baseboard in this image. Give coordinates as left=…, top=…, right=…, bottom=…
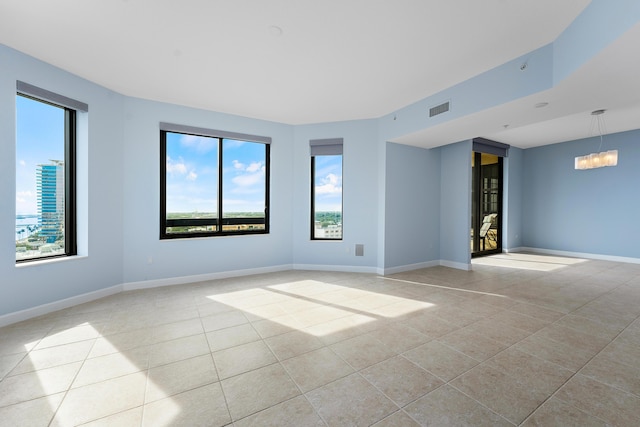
left=382, top=260, right=440, bottom=275
left=0, top=284, right=123, bottom=328
left=439, top=260, right=472, bottom=271
left=123, top=264, right=293, bottom=291
left=514, top=247, right=640, bottom=264
left=293, top=264, right=379, bottom=274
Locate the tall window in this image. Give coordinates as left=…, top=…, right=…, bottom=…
left=310, top=138, right=343, bottom=240
left=15, top=82, right=83, bottom=262
left=160, top=123, right=270, bottom=239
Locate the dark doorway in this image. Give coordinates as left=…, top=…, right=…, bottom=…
left=471, top=151, right=503, bottom=257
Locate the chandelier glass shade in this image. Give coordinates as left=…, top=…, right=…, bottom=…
left=574, top=109, right=618, bottom=170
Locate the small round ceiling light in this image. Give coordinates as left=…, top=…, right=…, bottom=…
left=534, top=102, right=549, bottom=108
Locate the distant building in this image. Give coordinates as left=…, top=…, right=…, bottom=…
left=37, top=160, right=64, bottom=244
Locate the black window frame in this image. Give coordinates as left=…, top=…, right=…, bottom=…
left=160, top=125, right=270, bottom=239
left=310, top=138, right=343, bottom=241
left=16, top=83, right=81, bottom=263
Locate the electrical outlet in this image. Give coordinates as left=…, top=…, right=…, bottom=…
left=147, top=256, right=153, bottom=264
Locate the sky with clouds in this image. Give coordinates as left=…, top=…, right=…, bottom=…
left=314, top=155, right=343, bottom=212
left=15, top=95, right=64, bottom=215
left=166, top=132, right=267, bottom=215
left=15, top=95, right=342, bottom=220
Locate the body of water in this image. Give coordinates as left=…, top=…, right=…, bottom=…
left=16, top=215, right=39, bottom=241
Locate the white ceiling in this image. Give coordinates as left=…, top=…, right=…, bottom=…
left=2, top=0, right=637, bottom=149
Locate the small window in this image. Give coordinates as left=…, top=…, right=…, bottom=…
left=160, top=123, right=270, bottom=239
left=15, top=82, right=84, bottom=262
left=310, top=139, right=343, bottom=240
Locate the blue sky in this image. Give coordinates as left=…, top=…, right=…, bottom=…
left=16, top=96, right=342, bottom=217
left=314, top=155, right=343, bottom=212
left=165, top=132, right=267, bottom=214
left=15, top=95, right=64, bottom=215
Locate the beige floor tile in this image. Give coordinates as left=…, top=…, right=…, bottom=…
left=0, top=362, right=81, bottom=407
left=213, top=340, right=277, bottom=379
left=521, top=397, right=607, bottom=427
left=0, top=392, right=64, bottom=427
left=291, top=305, right=352, bottom=328
left=241, top=302, right=289, bottom=321
left=533, top=324, right=609, bottom=355
left=52, top=372, right=146, bottom=426
left=265, top=330, right=324, bottom=361
left=485, top=348, right=574, bottom=394
left=80, top=407, right=143, bottom=426
left=437, top=328, right=509, bottom=362
left=306, top=373, right=398, bottom=427
left=205, top=323, right=260, bottom=353
left=361, top=356, right=443, bottom=406
left=150, top=317, right=204, bottom=342
left=463, top=319, right=531, bottom=346
left=330, top=334, right=396, bottom=370
left=0, top=352, right=26, bottom=379
left=251, top=315, right=303, bottom=339
left=399, top=312, right=459, bottom=338
left=506, top=302, right=565, bottom=322
left=147, top=334, right=210, bottom=368
left=366, top=323, right=431, bottom=354
left=598, top=339, right=640, bottom=368
left=372, top=410, right=421, bottom=427
left=34, top=324, right=101, bottom=350
left=484, top=309, right=551, bottom=333
left=221, top=363, right=300, bottom=421
left=73, top=346, right=149, bottom=388
left=555, top=374, right=640, bottom=426
left=305, top=314, right=375, bottom=345
left=200, top=310, right=248, bottom=332
left=580, top=352, right=640, bottom=397
left=281, top=347, right=354, bottom=393
left=234, top=395, right=324, bottom=427
left=403, top=341, right=478, bottom=381
left=451, top=364, right=548, bottom=424
left=142, top=382, right=230, bottom=427
left=554, top=314, right=625, bottom=340
left=88, top=328, right=156, bottom=358
left=146, top=354, right=218, bottom=402
left=405, top=385, right=511, bottom=427
left=513, top=334, right=593, bottom=372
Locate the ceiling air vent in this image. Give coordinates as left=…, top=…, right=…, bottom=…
left=429, top=101, right=450, bottom=117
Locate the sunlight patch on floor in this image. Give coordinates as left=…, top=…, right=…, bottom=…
left=472, top=252, right=587, bottom=271
left=207, top=280, right=435, bottom=337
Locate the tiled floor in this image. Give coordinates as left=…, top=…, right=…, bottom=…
left=1, top=253, right=640, bottom=426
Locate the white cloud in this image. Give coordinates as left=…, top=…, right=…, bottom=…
left=180, top=134, right=217, bottom=154
left=246, top=162, right=262, bottom=173
left=186, top=171, right=198, bottom=181
left=233, top=160, right=245, bottom=170
left=315, top=173, right=342, bottom=195
left=232, top=173, right=263, bottom=187
left=16, top=191, right=33, bottom=203
left=19, top=160, right=26, bottom=167
left=167, top=156, right=188, bottom=175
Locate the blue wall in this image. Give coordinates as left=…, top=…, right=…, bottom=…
left=439, top=141, right=473, bottom=268
left=522, top=129, right=640, bottom=259
left=292, top=120, right=379, bottom=272
left=504, top=147, right=524, bottom=250
left=384, top=142, right=440, bottom=270
left=121, top=97, right=295, bottom=284
left=0, top=44, right=125, bottom=316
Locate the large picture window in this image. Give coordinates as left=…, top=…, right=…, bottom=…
left=15, top=82, right=84, bottom=262
left=310, top=138, right=343, bottom=240
left=160, top=123, right=270, bottom=239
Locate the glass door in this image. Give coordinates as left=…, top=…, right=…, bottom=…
left=471, top=152, right=502, bottom=256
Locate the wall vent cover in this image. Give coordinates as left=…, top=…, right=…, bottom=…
left=429, top=101, right=450, bottom=117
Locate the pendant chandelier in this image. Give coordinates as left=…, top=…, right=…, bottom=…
left=574, top=109, right=618, bottom=170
